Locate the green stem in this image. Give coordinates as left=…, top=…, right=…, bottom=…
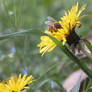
left=61, top=46, right=92, bottom=78
left=49, top=35, right=92, bottom=78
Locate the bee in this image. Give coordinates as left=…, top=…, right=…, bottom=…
left=45, top=16, right=62, bottom=33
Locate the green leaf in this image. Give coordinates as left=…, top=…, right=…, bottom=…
left=71, top=75, right=81, bottom=92
left=54, top=80, right=66, bottom=92
left=83, top=90, right=87, bottom=92
left=84, top=39, right=92, bottom=53
left=86, top=80, right=92, bottom=91
left=87, top=89, right=92, bottom=92
left=27, top=79, right=50, bottom=92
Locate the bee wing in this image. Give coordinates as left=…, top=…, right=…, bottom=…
left=45, top=16, right=56, bottom=26
left=45, top=21, right=53, bottom=26
left=47, top=16, right=56, bottom=22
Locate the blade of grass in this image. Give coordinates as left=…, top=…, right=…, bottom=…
left=0, top=30, right=30, bottom=40
left=86, top=79, right=92, bottom=90
left=0, top=29, right=42, bottom=40
left=79, top=43, right=92, bottom=60
left=13, top=0, right=17, bottom=29
left=54, top=80, right=66, bottom=92
left=27, top=79, right=50, bottom=92
left=71, top=75, right=81, bottom=92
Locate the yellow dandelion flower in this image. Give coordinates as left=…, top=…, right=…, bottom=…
left=37, top=2, right=86, bottom=55
left=0, top=83, right=10, bottom=92
left=6, top=74, right=33, bottom=92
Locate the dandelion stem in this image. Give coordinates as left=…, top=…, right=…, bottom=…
left=62, top=46, right=92, bottom=78
left=49, top=35, right=92, bottom=78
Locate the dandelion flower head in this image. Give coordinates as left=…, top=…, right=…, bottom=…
left=37, top=2, right=86, bottom=56
left=6, top=74, right=33, bottom=92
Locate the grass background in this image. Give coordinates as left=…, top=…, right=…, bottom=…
left=0, top=0, right=92, bottom=91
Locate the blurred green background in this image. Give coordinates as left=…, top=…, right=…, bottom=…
left=0, top=0, right=92, bottom=91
